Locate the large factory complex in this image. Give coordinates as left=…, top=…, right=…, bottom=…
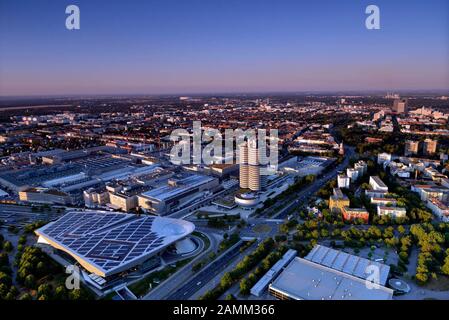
left=0, top=142, right=335, bottom=217
left=0, top=139, right=357, bottom=297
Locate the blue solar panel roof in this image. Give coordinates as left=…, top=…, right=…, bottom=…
left=35, top=211, right=195, bottom=277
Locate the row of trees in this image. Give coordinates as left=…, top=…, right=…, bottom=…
left=410, top=223, right=447, bottom=284
left=207, top=218, right=228, bottom=229
left=0, top=262, right=21, bottom=300
left=192, top=238, right=256, bottom=273
left=23, top=221, right=46, bottom=234
left=279, top=219, right=299, bottom=234
left=218, top=233, right=240, bottom=252
left=441, top=249, right=449, bottom=276
left=0, top=234, right=13, bottom=253
left=200, top=238, right=275, bottom=300
left=259, top=175, right=316, bottom=214
left=0, top=232, right=19, bottom=300
left=239, top=246, right=287, bottom=295
left=15, top=245, right=94, bottom=300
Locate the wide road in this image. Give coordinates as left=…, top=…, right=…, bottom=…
left=272, top=147, right=354, bottom=220
left=142, top=230, right=219, bottom=300
left=165, top=240, right=249, bottom=300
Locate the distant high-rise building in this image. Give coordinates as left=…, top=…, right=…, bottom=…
left=393, top=98, right=408, bottom=114
left=405, top=140, right=419, bottom=156
left=385, top=93, right=400, bottom=99
left=423, top=139, right=437, bottom=156
left=239, top=139, right=267, bottom=192
left=239, top=143, right=249, bottom=189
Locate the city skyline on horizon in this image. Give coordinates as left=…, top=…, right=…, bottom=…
left=1, top=0, right=449, bottom=96
left=1, top=88, right=449, bottom=100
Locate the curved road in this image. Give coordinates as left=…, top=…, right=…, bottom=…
left=142, top=230, right=218, bottom=300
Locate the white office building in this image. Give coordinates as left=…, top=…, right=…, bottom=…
left=239, top=140, right=267, bottom=192
left=346, top=168, right=359, bottom=182
left=369, top=176, right=389, bottom=192
left=337, top=174, right=350, bottom=189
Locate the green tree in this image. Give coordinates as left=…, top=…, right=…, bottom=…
left=239, top=278, right=251, bottom=295
left=399, top=251, right=409, bottom=263
left=220, top=272, right=233, bottom=288
left=0, top=253, right=9, bottom=266
left=416, top=272, right=429, bottom=284
left=24, top=274, right=36, bottom=289
left=4, top=292, right=15, bottom=300
left=36, top=261, right=47, bottom=274
left=19, top=293, right=33, bottom=300
left=0, top=272, right=12, bottom=287
left=441, top=249, right=449, bottom=276
left=38, top=284, right=52, bottom=298
left=54, top=285, right=68, bottom=300
left=68, top=289, right=87, bottom=300
left=18, top=235, right=27, bottom=245
left=0, top=283, right=8, bottom=298
left=2, top=241, right=13, bottom=252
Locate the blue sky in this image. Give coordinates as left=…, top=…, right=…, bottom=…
left=0, top=0, right=448, bottom=96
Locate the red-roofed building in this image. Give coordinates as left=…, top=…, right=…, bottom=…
left=342, top=207, right=369, bottom=223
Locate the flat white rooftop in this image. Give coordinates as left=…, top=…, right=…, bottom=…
left=370, top=176, right=388, bottom=189
left=140, top=174, right=215, bottom=202
left=269, top=257, right=393, bottom=300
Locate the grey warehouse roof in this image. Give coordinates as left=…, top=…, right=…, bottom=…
left=140, top=174, right=215, bottom=202
left=305, top=245, right=390, bottom=286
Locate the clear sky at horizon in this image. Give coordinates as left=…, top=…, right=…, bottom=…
left=0, top=0, right=448, bottom=96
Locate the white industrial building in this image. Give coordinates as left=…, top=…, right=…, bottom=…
left=377, top=206, right=407, bottom=218
left=250, top=249, right=297, bottom=297
left=268, top=245, right=393, bottom=300
left=426, top=198, right=449, bottom=222
left=280, top=156, right=334, bottom=177
left=138, top=174, right=219, bottom=215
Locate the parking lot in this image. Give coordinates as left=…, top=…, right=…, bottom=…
left=0, top=204, right=63, bottom=228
